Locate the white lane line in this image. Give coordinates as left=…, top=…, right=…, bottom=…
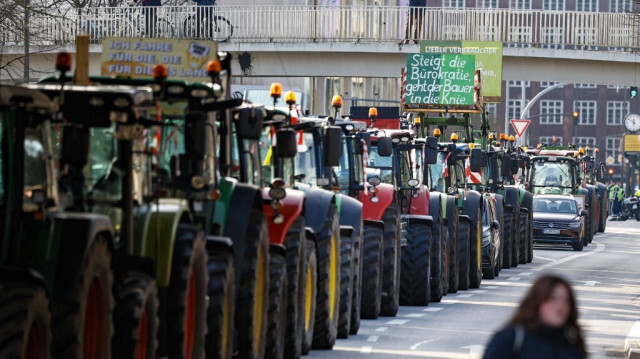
left=507, top=277, right=521, bottom=281
left=422, top=307, right=443, bottom=312
left=519, top=272, right=533, bottom=276
left=471, top=289, right=487, bottom=293
left=441, top=299, right=459, bottom=304
left=375, top=327, right=388, bottom=332
left=405, top=313, right=426, bottom=318
left=533, top=255, right=554, bottom=261
left=410, top=338, right=441, bottom=350
left=386, top=319, right=410, bottom=325
left=456, top=294, right=474, bottom=298
left=539, top=243, right=606, bottom=270
left=483, top=286, right=498, bottom=289
left=361, top=346, right=373, bottom=354
left=624, top=321, right=640, bottom=353
left=367, top=336, right=379, bottom=342
left=491, top=281, right=512, bottom=286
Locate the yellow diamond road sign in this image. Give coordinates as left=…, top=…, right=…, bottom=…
left=606, top=156, right=615, bottom=165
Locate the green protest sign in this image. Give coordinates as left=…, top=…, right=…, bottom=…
left=420, top=40, right=503, bottom=103
left=404, top=53, right=475, bottom=106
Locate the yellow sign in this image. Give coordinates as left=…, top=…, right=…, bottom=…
left=101, top=37, right=217, bottom=82
left=624, top=134, right=640, bottom=152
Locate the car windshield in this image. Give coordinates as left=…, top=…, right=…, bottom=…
left=531, top=160, right=575, bottom=195
left=533, top=198, right=578, bottom=214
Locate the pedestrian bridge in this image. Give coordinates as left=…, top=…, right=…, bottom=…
left=2, top=5, right=640, bottom=85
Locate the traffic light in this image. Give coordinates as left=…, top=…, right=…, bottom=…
left=632, top=86, right=638, bottom=98
left=608, top=168, right=614, bottom=175
left=572, top=110, right=579, bottom=125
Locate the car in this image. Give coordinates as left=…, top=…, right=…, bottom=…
left=482, top=194, right=501, bottom=279
left=532, top=195, right=587, bottom=251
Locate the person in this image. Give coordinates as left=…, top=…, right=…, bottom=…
left=193, top=0, right=216, bottom=37
left=140, top=0, right=161, bottom=37
left=609, top=182, right=623, bottom=218
left=403, top=0, right=426, bottom=44
left=483, top=275, right=587, bottom=359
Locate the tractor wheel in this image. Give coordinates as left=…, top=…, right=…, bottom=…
left=360, top=224, right=383, bottom=319
left=510, top=212, right=520, bottom=268
left=235, top=210, right=269, bottom=359
left=112, top=273, right=158, bottom=359
left=53, top=234, right=113, bottom=359
left=599, top=195, right=608, bottom=232
left=518, top=212, right=528, bottom=265
left=283, top=217, right=306, bottom=359
left=457, top=219, right=470, bottom=291
left=586, top=210, right=595, bottom=244
left=380, top=204, right=401, bottom=316
left=311, top=205, right=341, bottom=349
left=573, top=239, right=584, bottom=251
left=440, top=219, right=449, bottom=296
left=526, top=211, right=534, bottom=263
left=337, top=228, right=355, bottom=338
left=349, top=224, right=364, bottom=335
left=430, top=216, right=444, bottom=302
left=501, top=211, right=512, bottom=269
left=447, top=201, right=459, bottom=294
left=205, top=245, right=235, bottom=359
left=166, top=225, right=207, bottom=359
left=301, top=239, right=317, bottom=356
left=469, top=206, right=483, bottom=289
left=0, top=284, right=51, bottom=359
left=265, top=248, right=287, bottom=359
left=399, top=221, right=431, bottom=306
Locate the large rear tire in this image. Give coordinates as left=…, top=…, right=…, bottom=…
left=457, top=219, right=470, bottom=291
left=349, top=223, right=363, bottom=335
left=265, top=248, right=287, bottom=359
left=430, top=216, right=444, bottom=302
left=518, top=212, right=528, bottom=265
left=283, top=217, right=306, bottom=359
left=311, top=205, right=341, bottom=349
left=112, top=273, right=158, bottom=359
left=510, top=212, right=520, bottom=268
left=501, top=211, right=512, bottom=269
left=360, top=224, right=383, bottom=319
left=301, top=239, right=317, bottom=356
left=469, top=206, right=483, bottom=289
left=205, top=245, right=235, bottom=359
left=400, top=221, right=431, bottom=306
left=235, top=211, right=270, bottom=359
left=526, top=210, right=534, bottom=263
left=53, top=234, right=114, bottom=359
left=447, top=200, right=459, bottom=294
left=337, top=228, right=355, bottom=338
left=380, top=204, right=401, bottom=316
left=166, top=225, right=208, bottom=359
left=0, top=284, right=52, bottom=359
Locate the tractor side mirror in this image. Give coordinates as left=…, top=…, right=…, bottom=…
left=235, top=106, right=264, bottom=140
left=355, top=132, right=371, bottom=155
left=377, top=137, right=393, bottom=157
left=446, top=143, right=458, bottom=165
left=276, top=129, right=297, bottom=158
left=501, top=153, right=513, bottom=177
left=424, top=136, right=438, bottom=165
left=61, top=125, right=90, bottom=168
left=469, top=148, right=486, bottom=172
left=492, top=220, right=500, bottom=230
left=510, top=154, right=520, bottom=175
left=323, top=126, right=342, bottom=167
left=185, top=112, right=206, bottom=160
left=585, top=160, right=594, bottom=172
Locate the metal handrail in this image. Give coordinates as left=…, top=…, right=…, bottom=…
left=3, top=6, right=638, bottom=50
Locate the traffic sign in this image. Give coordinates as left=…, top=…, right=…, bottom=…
left=510, top=119, right=531, bottom=137
left=606, top=156, right=615, bottom=165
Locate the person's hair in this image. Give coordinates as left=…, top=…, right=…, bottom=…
left=508, top=274, right=586, bottom=357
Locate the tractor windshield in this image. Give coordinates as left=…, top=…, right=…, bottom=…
left=530, top=159, right=575, bottom=195
left=428, top=152, right=447, bottom=192
left=294, top=132, right=317, bottom=186
left=367, top=145, right=393, bottom=184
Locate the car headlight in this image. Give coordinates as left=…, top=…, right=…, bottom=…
left=569, top=221, right=582, bottom=228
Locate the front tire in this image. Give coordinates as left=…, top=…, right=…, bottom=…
left=283, top=217, right=306, bottom=359
left=457, top=219, right=470, bottom=291
left=469, top=206, right=483, bottom=289
left=430, top=216, right=444, bottom=302
left=360, top=224, right=383, bottom=319
left=205, top=245, right=235, bottom=359
left=380, top=204, right=401, bottom=316
left=400, top=221, right=431, bottom=306
left=337, top=228, right=355, bottom=338
left=265, top=248, right=287, bottom=359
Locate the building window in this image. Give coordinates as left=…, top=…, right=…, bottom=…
left=606, top=137, right=622, bottom=163
left=543, top=0, right=565, bottom=9
left=510, top=0, right=532, bottom=8
left=576, top=0, right=598, bottom=11
left=541, top=27, right=564, bottom=49
left=610, top=0, right=631, bottom=12
left=607, top=101, right=629, bottom=125
left=507, top=100, right=525, bottom=121
left=444, top=0, right=466, bottom=7
left=477, top=0, right=499, bottom=7
left=540, top=100, right=564, bottom=124
left=508, top=81, right=530, bottom=87
left=574, top=100, right=597, bottom=125
left=574, top=137, right=596, bottom=147
left=540, top=136, right=563, bottom=146
left=508, top=26, right=532, bottom=47
left=485, top=103, right=498, bottom=123
left=575, top=83, right=597, bottom=89
left=541, top=81, right=562, bottom=88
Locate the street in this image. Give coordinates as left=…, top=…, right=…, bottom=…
left=307, top=220, right=640, bottom=359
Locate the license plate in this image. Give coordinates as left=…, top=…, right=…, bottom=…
left=543, top=229, right=560, bottom=234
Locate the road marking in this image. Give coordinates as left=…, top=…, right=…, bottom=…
left=581, top=280, right=600, bottom=286
left=367, top=336, right=379, bottom=342
left=507, top=276, right=521, bottom=281
left=461, top=344, right=486, bottom=357
left=538, top=243, right=605, bottom=270
left=471, top=289, right=487, bottom=293
left=360, top=346, right=372, bottom=354
left=386, top=319, right=410, bottom=325
left=441, top=299, right=459, bottom=304
left=410, top=338, right=440, bottom=350
left=491, top=281, right=512, bottom=286
left=519, top=272, right=532, bottom=276
left=533, top=255, right=553, bottom=261
left=405, top=313, right=426, bottom=318
left=624, top=321, right=640, bottom=353
left=422, top=307, right=443, bottom=312
left=483, top=286, right=498, bottom=289
left=375, top=327, right=388, bottom=332
left=456, top=294, right=474, bottom=298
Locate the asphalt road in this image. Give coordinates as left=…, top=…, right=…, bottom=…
left=307, top=219, right=640, bottom=359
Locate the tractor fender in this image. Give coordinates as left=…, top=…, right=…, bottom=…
left=304, top=187, right=335, bottom=234
left=360, top=183, right=395, bottom=221
left=493, top=193, right=505, bottom=220
left=429, top=192, right=443, bottom=222
left=214, top=177, right=238, bottom=236
left=338, top=194, right=363, bottom=240
left=139, top=198, right=193, bottom=287
left=363, top=219, right=384, bottom=231
left=461, top=190, right=483, bottom=223
left=408, top=185, right=431, bottom=216
left=51, top=212, right=114, bottom=295
left=402, top=214, right=433, bottom=227
left=520, top=190, right=533, bottom=211
left=0, top=267, right=49, bottom=296
left=446, top=195, right=458, bottom=223
left=596, top=182, right=607, bottom=201
left=503, top=186, right=521, bottom=213
left=458, top=214, right=470, bottom=223
left=204, top=235, right=234, bottom=255
left=261, top=187, right=305, bottom=246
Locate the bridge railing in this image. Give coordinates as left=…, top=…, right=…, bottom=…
left=4, top=5, right=639, bottom=50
